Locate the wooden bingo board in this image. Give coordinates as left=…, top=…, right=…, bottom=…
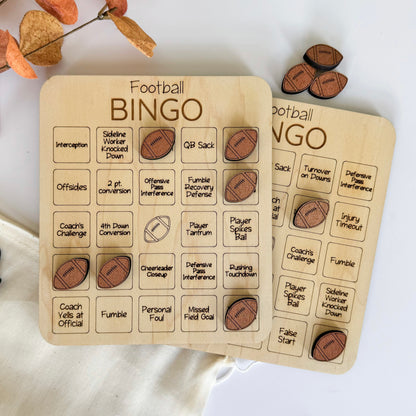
left=186, top=98, right=395, bottom=374
left=39, top=76, right=273, bottom=345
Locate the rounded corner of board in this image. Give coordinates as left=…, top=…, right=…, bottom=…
left=248, top=76, right=273, bottom=97
left=378, top=116, right=396, bottom=144
left=40, top=76, right=61, bottom=98
left=39, top=324, right=58, bottom=346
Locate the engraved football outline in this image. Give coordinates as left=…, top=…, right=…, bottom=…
left=144, top=215, right=171, bottom=243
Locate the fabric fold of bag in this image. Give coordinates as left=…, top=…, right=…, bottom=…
left=0, top=214, right=226, bottom=416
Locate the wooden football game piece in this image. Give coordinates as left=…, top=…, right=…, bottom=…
left=224, top=171, right=257, bottom=202
left=293, top=200, right=329, bottom=229
left=282, top=63, right=317, bottom=94
left=224, top=129, right=258, bottom=161
left=304, top=44, right=343, bottom=71
left=312, top=331, right=347, bottom=361
left=97, top=256, right=131, bottom=288
left=53, top=258, right=89, bottom=290
left=225, top=298, right=258, bottom=330
left=140, top=129, right=175, bottom=160
left=309, top=71, right=348, bottom=99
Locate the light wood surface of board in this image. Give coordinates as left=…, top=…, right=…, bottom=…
left=39, top=76, right=273, bottom=345
left=185, top=98, right=395, bottom=374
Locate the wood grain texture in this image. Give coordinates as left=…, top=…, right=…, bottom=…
left=39, top=76, right=273, bottom=346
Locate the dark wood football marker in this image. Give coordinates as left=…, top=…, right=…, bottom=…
left=53, top=258, right=89, bottom=290
left=224, top=129, right=258, bottom=161
left=304, top=44, right=343, bottom=71
left=294, top=199, right=329, bottom=229
left=225, top=298, right=258, bottom=330
left=97, top=256, right=131, bottom=289
left=309, top=71, right=348, bottom=99
left=141, top=129, right=175, bottom=160
left=224, top=171, right=257, bottom=203
left=312, top=330, right=347, bottom=361
left=282, top=63, right=317, bottom=94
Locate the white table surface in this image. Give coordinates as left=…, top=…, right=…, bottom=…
left=1, top=1, right=415, bottom=414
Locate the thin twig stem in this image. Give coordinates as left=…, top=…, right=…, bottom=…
left=0, top=7, right=116, bottom=72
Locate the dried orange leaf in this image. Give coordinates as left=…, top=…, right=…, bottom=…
left=19, top=11, right=64, bottom=66
left=0, top=29, right=9, bottom=73
left=106, top=0, right=128, bottom=17
left=35, top=0, right=78, bottom=25
left=5, top=31, right=37, bottom=79
left=109, top=14, right=156, bottom=58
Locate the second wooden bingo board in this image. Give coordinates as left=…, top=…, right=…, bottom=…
left=185, top=98, right=395, bottom=374
left=39, top=76, right=273, bottom=345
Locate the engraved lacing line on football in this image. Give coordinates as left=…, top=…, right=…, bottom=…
left=285, top=74, right=299, bottom=92
left=105, top=264, right=118, bottom=276
left=227, top=313, right=242, bottom=330
left=316, top=76, right=324, bottom=97
left=333, top=333, right=346, bottom=349
left=114, top=257, right=130, bottom=274
left=313, top=46, right=318, bottom=63
left=315, top=342, right=329, bottom=360
left=243, top=129, right=257, bottom=146
left=303, top=64, right=315, bottom=79
left=241, top=300, right=257, bottom=316
left=62, top=265, right=75, bottom=277
left=150, top=135, right=163, bottom=146
left=335, top=73, right=343, bottom=91
left=226, top=143, right=243, bottom=160
left=145, top=230, right=157, bottom=242
left=316, top=201, right=328, bottom=217
left=160, top=129, right=174, bottom=145
left=157, top=217, right=169, bottom=229
left=226, top=185, right=241, bottom=201
left=98, top=272, right=114, bottom=288
left=142, top=140, right=158, bottom=159
left=151, top=222, right=161, bottom=232
left=296, top=210, right=311, bottom=228
left=54, top=273, right=70, bottom=289
left=242, top=172, right=257, bottom=187
left=72, top=259, right=86, bottom=275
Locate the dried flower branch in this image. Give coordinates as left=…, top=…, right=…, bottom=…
left=35, top=0, right=79, bottom=25
left=0, top=1, right=157, bottom=78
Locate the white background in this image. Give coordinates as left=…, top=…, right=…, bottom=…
left=1, top=0, right=415, bottom=414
